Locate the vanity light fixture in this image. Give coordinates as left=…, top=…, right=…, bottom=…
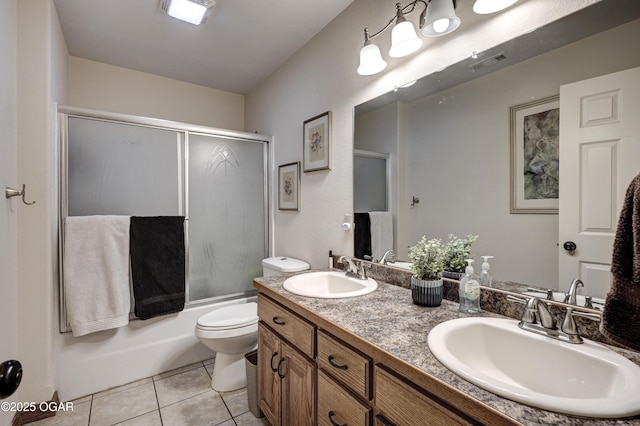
left=160, top=0, right=216, bottom=25
left=357, top=0, right=460, bottom=76
left=472, top=0, right=519, bottom=14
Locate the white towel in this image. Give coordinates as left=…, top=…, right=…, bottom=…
left=64, top=216, right=131, bottom=337
left=369, top=211, right=393, bottom=262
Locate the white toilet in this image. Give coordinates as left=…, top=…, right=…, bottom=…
left=195, top=256, right=309, bottom=391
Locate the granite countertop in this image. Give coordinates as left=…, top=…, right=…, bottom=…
left=254, top=270, right=640, bottom=426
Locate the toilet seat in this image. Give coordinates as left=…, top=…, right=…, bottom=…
left=196, top=302, right=258, bottom=331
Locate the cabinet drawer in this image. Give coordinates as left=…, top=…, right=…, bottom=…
left=318, top=370, right=371, bottom=426
left=375, top=366, right=473, bottom=426
left=258, top=294, right=315, bottom=358
left=318, top=329, right=372, bottom=400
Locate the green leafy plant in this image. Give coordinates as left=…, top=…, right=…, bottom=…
left=408, top=236, right=445, bottom=281
left=443, top=234, right=479, bottom=273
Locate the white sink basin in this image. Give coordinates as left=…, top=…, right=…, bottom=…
left=282, top=271, right=377, bottom=298
left=428, top=317, right=640, bottom=418
left=391, top=261, right=412, bottom=271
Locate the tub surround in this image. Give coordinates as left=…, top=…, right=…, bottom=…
left=254, top=270, right=640, bottom=425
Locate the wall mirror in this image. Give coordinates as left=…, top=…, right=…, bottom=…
left=353, top=0, right=640, bottom=307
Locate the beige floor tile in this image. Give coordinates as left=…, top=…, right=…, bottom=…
left=89, top=381, right=158, bottom=426
left=234, top=411, right=271, bottom=426
left=204, top=362, right=214, bottom=378
left=28, top=400, right=91, bottom=426
left=220, top=387, right=249, bottom=417
left=93, top=378, right=153, bottom=400
left=154, top=366, right=212, bottom=408
left=153, top=361, right=202, bottom=381
left=115, top=410, right=162, bottom=425
left=202, top=356, right=216, bottom=366
left=216, top=420, right=236, bottom=426
left=160, top=390, right=232, bottom=426
left=71, top=395, right=92, bottom=404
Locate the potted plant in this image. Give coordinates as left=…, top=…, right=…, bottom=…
left=443, top=234, right=478, bottom=279
left=408, top=236, right=445, bottom=307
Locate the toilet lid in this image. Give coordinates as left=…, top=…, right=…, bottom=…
left=197, top=302, right=258, bottom=330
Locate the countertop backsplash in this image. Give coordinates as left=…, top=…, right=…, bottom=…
left=331, top=254, right=617, bottom=348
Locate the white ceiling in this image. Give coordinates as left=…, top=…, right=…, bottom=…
left=53, top=0, right=354, bottom=94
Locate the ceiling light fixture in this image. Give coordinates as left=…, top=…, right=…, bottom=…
left=160, top=0, right=216, bottom=25
left=472, top=0, right=519, bottom=14
left=357, top=1, right=460, bottom=76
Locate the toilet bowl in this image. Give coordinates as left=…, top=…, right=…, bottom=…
left=194, top=302, right=258, bottom=392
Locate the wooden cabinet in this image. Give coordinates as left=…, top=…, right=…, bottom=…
left=258, top=303, right=315, bottom=426
left=256, top=290, right=516, bottom=426
left=318, top=370, right=372, bottom=426
left=317, top=329, right=372, bottom=400
left=375, top=365, right=474, bottom=426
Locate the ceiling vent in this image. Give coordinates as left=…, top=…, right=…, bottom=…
left=468, top=52, right=507, bottom=72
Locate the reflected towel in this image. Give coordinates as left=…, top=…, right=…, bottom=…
left=354, top=213, right=371, bottom=260
left=130, top=216, right=186, bottom=320
left=369, top=211, right=393, bottom=262
left=601, top=172, right=640, bottom=351
left=63, top=215, right=131, bottom=337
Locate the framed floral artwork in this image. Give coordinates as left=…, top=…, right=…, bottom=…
left=278, top=162, right=300, bottom=211
left=510, top=95, right=560, bottom=214
left=303, top=111, right=331, bottom=172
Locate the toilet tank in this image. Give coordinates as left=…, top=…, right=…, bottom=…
left=262, top=257, right=310, bottom=276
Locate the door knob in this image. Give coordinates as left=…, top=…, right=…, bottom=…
left=0, top=360, right=22, bottom=399
left=563, top=241, right=577, bottom=252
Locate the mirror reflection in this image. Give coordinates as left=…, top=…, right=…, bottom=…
left=353, top=0, right=640, bottom=309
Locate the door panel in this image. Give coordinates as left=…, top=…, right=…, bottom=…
left=559, top=66, right=640, bottom=298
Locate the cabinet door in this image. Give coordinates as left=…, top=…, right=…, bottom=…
left=375, top=366, right=473, bottom=426
left=318, top=370, right=371, bottom=426
left=282, top=342, right=316, bottom=426
left=258, top=323, right=281, bottom=426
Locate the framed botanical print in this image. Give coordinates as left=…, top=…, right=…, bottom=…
left=303, top=111, right=331, bottom=172
left=510, top=95, right=560, bottom=214
left=278, top=162, right=300, bottom=211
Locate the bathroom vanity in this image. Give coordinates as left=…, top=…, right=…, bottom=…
left=254, top=271, right=640, bottom=426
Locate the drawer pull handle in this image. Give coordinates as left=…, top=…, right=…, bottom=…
left=270, top=352, right=279, bottom=372
left=276, top=357, right=285, bottom=379
left=328, top=411, right=346, bottom=426
left=272, top=316, right=286, bottom=326
left=328, top=355, right=348, bottom=370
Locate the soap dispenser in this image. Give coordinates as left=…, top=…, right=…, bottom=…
left=459, top=259, right=481, bottom=313
left=480, top=256, right=494, bottom=288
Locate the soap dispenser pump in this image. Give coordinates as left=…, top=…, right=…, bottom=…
left=459, top=259, right=481, bottom=313
left=480, top=255, right=494, bottom=288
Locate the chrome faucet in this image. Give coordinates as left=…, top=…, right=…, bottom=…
left=338, top=256, right=372, bottom=280
left=507, top=295, right=600, bottom=344
left=379, top=250, right=396, bottom=265
left=563, top=279, right=584, bottom=305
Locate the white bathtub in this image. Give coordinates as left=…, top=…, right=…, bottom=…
left=54, top=296, right=256, bottom=401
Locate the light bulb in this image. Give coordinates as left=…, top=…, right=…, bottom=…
left=432, top=18, right=449, bottom=34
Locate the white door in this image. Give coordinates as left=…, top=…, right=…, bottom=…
left=559, top=66, right=640, bottom=299
left=0, top=0, right=20, bottom=417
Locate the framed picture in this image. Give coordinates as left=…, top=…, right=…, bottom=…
left=510, top=95, right=560, bottom=214
left=303, top=111, right=331, bottom=172
left=278, top=162, right=300, bottom=211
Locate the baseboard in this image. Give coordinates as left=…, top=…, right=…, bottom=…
left=13, top=391, right=59, bottom=425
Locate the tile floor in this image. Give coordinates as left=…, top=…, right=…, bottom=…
left=31, top=358, right=271, bottom=426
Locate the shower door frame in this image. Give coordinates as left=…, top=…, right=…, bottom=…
left=57, top=106, right=272, bottom=333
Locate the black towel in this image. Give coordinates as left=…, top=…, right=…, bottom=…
left=601, top=172, right=640, bottom=351
left=354, top=212, right=372, bottom=260
left=130, top=216, right=186, bottom=320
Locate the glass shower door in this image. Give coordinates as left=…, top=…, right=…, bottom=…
left=187, top=134, right=267, bottom=302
